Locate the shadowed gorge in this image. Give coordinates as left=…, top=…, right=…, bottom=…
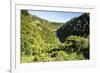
left=57, top=13, right=89, bottom=43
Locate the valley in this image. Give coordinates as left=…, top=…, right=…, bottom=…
left=21, top=10, right=90, bottom=63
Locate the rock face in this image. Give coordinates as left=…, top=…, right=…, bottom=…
left=57, top=13, right=90, bottom=43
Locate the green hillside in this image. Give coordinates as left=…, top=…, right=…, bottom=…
left=31, top=14, right=64, bottom=32
left=21, top=10, right=90, bottom=63
left=21, top=10, right=60, bottom=63
left=48, top=22, right=64, bottom=32
left=57, top=13, right=90, bottom=59
left=57, top=13, right=89, bottom=43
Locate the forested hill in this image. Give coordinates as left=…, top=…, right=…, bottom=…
left=21, top=10, right=89, bottom=63
left=57, top=13, right=89, bottom=43
left=30, top=12, right=64, bottom=32
left=21, top=10, right=61, bottom=62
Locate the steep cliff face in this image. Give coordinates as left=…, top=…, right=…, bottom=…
left=57, top=13, right=89, bottom=43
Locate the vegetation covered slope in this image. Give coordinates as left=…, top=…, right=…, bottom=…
left=21, top=10, right=60, bottom=62
left=30, top=13, right=64, bottom=32
left=48, top=22, right=64, bottom=32
left=57, top=13, right=89, bottom=43
left=56, top=13, right=90, bottom=59
left=21, top=10, right=90, bottom=63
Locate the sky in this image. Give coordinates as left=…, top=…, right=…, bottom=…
left=28, top=10, right=83, bottom=23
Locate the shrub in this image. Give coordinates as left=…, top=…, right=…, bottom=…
left=65, top=36, right=89, bottom=53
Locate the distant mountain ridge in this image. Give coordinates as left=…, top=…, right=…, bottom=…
left=29, top=13, right=64, bottom=32
left=57, top=13, right=89, bottom=43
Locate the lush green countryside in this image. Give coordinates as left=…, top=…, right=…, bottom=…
left=21, top=10, right=90, bottom=63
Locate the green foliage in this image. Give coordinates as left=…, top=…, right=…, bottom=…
left=21, top=56, right=34, bottom=63
left=65, top=36, right=89, bottom=52
left=21, top=10, right=29, bottom=16
left=50, top=51, right=85, bottom=61
left=64, top=36, right=89, bottom=59
left=20, top=10, right=60, bottom=63
left=20, top=10, right=89, bottom=63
